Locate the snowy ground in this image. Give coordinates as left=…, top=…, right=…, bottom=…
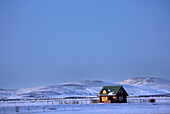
left=0, top=103, right=170, bottom=114
left=0, top=97, right=170, bottom=114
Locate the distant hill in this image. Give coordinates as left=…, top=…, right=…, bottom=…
left=0, top=77, right=170, bottom=99
left=115, top=77, right=170, bottom=86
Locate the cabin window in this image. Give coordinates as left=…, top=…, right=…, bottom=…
left=119, top=89, right=123, bottom=93
left=119, top=96, right=123, bottom=101
left=113, top=96, right=116, bottom=99
left=102, top=90, right=107, bottom=94
left=102, top=96, right=108, bottom=101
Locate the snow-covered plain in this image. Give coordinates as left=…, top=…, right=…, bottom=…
left=0, top=102, right=170, bottom=114
left=0, top=97, right=170, bottom=114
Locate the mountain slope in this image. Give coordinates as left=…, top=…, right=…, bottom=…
left=0, top=80, right=115, bottom=99
left=0, top=77, right=170, bottom=99
left=115, top=77, right=170, bottom=86
left=116, top=77, right=170, bottom=96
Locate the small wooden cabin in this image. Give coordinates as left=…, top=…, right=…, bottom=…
left=98, top=86, right=128, bottom=103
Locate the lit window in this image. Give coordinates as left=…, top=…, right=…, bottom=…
left=102, top=97, right=108, bottom=101
left=113, top=96, right=116, bottom=99
left=103, top=90, right=107, bottom=94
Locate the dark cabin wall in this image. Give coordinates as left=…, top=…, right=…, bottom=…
left=116, top=87, right=128, bottom=103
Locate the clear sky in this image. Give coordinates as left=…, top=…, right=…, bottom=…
left=0, top=0, right=170, bottom=89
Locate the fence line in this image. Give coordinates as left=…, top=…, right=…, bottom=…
left=0, top=103, right=170, bottom=114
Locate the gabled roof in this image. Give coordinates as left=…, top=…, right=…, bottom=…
left=99, top=86, right=128, bottom=96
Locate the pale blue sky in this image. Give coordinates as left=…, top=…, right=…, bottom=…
left=0, top=0, right=170, bottom=89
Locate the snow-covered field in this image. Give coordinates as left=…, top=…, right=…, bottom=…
left=0, top=103, right=170, bottom=114
left=0, top=97, right=170, bottom=114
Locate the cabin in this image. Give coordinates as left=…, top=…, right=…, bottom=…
left=98, top=86, right=128, bottom=103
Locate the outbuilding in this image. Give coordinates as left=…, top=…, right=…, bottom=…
left=98, top=86, right=128, bottom=103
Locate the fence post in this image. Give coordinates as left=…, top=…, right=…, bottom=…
left=21, top=105, right=22, bottom=114
left=3, top=107, right=5, bottom=114
left=36, top=106, right=37, bottom=112
left=43, top=106, right=45, bottom=112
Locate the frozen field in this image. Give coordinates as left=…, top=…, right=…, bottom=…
left=0, top=97, right=170, bottom=114
left=0, top=103, right=170, bottom=114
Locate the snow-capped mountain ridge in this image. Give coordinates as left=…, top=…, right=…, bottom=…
left=116, top=77, right=170, bottom=86
left=58, top=80, right=113, bottom=87
left=0, top=77, right=170, bottom=99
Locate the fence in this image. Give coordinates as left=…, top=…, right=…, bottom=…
left=0, top=97, right=170, bottom=114
left=0, top=103, right=170, bottom=114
